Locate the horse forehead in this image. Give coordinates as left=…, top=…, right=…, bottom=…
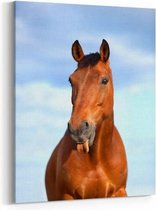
left=85, top=61, right=109, bottom=75
left=72, top=67, right=94, bottom=80
left=75, top=62, right=109, bottom=78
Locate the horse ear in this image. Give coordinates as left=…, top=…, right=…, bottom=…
left=100, top=39, right=110, bottom=62
left=72, top=40, right=84, bottom=62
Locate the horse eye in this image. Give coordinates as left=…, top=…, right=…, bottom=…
left=101, top=77, right=109, bottom=85
left=68, top=78, right=72, bottom=86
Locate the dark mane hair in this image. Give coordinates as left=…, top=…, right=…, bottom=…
left=78, top=52, right=101, bottom=68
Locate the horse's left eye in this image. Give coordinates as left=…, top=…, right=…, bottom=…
left=101, top=77, right=109, bottom=85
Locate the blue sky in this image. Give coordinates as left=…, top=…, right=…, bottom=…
left=15, top=2, right=155, bottom=203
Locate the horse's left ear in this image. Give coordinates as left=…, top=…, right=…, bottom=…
left=100, top=39, right=110, bottom=62
left=72, top=40, right=84, bottom=62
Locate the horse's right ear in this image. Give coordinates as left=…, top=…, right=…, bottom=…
left=72, top=40, right=84, bottom=62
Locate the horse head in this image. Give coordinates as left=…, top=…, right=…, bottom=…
left=68, top=40, right=114, bottom=153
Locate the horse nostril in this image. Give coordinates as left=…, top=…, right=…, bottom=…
left=85, top=121, right=89, bottom=128
left=68, top=122, right=72, bottom=133
left=81, top=121, right=90, bottom=130
left=68, top=121, right=90, bottom=136
left=68, top=122, right=77, bottom=134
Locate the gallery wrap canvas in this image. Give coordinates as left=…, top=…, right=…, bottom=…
left=15, top=1, right=155, bottom=203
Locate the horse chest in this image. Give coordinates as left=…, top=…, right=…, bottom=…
left=63, top=161, right=115, bottom=198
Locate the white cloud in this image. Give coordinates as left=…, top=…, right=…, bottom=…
left=114, top=81, right=155, bottom=138
left=16, top=82, right=74, bottom=202
left=78, top=33, right=154, bottom=70
left=16, top=82, right=72, bottom=161
left=16, top=17, right=71, bottom=61
left=109, top=36, right=154, bottom=68
left=114, top=82, right=155, bottom=196
left=16, top=82, right=72, bottom=113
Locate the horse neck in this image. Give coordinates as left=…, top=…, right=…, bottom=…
left=90, top=112, right=114, bottom=163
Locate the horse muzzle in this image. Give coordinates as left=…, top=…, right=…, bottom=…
left=68, top=121, right=96, bottom=153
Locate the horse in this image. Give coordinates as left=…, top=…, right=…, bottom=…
left=45, top=39, right=128, bottom=200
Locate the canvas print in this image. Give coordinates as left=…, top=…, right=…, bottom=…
left=15, top=1, right=155, bottom=203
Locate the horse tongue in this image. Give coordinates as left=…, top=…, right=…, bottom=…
left=77, top=139, right=89, bottom=153
left=77, top=143, right=84, bottom=153
left=83, top=139, right=89, bottom=153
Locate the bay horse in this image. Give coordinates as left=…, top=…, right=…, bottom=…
left=45, top=39, right=128, bottom=200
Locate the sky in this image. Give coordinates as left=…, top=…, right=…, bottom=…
left=15, top=2, right=155, bottom=203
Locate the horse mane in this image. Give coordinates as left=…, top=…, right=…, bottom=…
left=78, top=52, right=101, bottom=68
